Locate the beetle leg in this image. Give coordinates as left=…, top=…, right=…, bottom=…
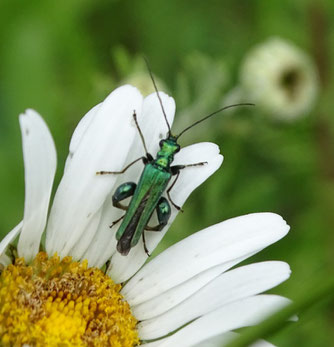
left=146, top=197, right=171, bottom=231
left=167, top=171, right=184, bottom=212
left=96, top=156, right=147, bottom=175
left=170, top=161, right=208, bottom=174
left=143, top=197, right=171, bottom=256
left=112, top=182, right=137, bottom=211
left=109, top=214, right=125, bottom=228
left=132, top=111, right=152, bottom=158
left=142, top=232, right=151, bottom=257
left=168, top=161, right=208, bottom=211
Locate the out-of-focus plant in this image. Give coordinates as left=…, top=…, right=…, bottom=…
left=171, top=52, right=230, bottom=139
left=224, top=37, right=319, bottom=121
left=112, top=47, right=168, bottom=96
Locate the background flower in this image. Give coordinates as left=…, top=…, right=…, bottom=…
left=239, top=37, right=318, bottom=120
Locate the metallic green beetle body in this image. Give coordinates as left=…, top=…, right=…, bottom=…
left=115, top=164, right=170, bottom=253
left=113, top=137, right=182, bottom=255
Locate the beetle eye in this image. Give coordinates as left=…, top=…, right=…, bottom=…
left=175, top=146, right=180, bottom=153
left=159, top=140, right=164, bottom=147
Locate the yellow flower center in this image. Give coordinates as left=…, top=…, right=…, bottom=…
left=0, top=252, right=139, bottom=346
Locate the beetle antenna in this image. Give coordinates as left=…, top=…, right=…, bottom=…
left=176, top=103, right=255, bottom=139
left=144, top=57, right=171, bottom=135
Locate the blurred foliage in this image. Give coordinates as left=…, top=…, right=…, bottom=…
left=0, top=0, right=334, bottom=346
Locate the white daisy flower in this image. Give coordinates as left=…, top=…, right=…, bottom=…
left=225, top=37, right=318, bottom=121
left=0, top=85, right=291, bottom=346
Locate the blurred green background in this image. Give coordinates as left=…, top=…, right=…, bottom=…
left=0, top=0, right=333, bottom=346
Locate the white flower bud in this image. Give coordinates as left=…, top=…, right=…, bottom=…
left=240, top=37, right=318, bottom=120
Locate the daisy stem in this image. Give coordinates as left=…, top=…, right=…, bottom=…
left=224, top=271, right=334, bottom=347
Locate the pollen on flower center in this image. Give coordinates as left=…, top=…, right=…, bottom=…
left=0, top=252, right=139, bottom=346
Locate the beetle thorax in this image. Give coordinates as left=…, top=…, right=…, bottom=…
left=155, top=138, right=180, bottom=169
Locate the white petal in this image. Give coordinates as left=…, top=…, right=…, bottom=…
left=17, top=110, right=57, bottom=262
left=131, top=254, right=252, bottom=320
left=64, top=103, right=101, bottom=171
left=0, top=221, right=23, bottom=256
left=82, top=91, right=175, bottom=267
left=140, top=342, right=160, bottom=347
left=68, top=209, right=102, bottom=259
left=0, top=253, right=12, bottom=267
left=139, top=294, right=291, bottom=343
left=122, top=213, right=289, bottom=304
left=80, top=195, right=118, bottom=267
left=46, top=86, right=143, bottom=258
left=142, top=322, right=276, bottom=347
left=133, top=261, right=290, bottom=320
left=136, top=91, right=176, bottom=155
left=249, top=341, right=276, bottom=347
left=168, top=142, right=223, bottom=208
left=143, top=334, right=247, bottom=347
left=143, top=333, right=262, bottom=347
left=136, top=262, right=290, bottom=337
left=192, top=332, right=275, bottom=347
left=108, top=142, right=222, bottom=283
